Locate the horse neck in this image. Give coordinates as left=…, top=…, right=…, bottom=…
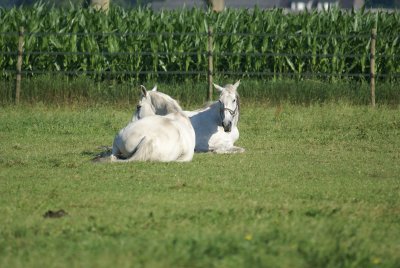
left=207, top=101, right=223, bottom=122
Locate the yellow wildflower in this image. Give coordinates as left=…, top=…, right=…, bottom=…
left=244, top=234, right=253, bottom=241
left=371, top=257, right=381, bottom=265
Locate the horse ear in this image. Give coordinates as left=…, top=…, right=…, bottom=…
left=140, top=85, right=148, bottom=97
left=151, top=85, right=157, bottom=92
left=233, top=80, right=240, bottom=90
left=213, top=83, right=225, bottom=92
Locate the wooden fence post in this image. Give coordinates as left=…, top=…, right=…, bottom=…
left=370, top=28, right=376, bottom=107
left=15, top=26, right=24, bottom=105
left=207, top=25, right=214, bottom=101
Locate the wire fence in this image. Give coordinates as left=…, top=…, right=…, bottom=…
left=2, top=28, right=400, bottom=104
left=0, top=31, right=380, bottom=38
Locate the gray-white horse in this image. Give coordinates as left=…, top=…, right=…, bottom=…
left=110, top=86, right=195, bottom=162
left=185, top=80, right=244, bottom=154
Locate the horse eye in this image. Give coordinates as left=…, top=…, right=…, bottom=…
left=137, top=105, right=141, bottom=110
left=233, top=99, right=236, bottom=103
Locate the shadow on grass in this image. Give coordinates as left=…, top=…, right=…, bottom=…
left=81, top=146, right=112, bottom=163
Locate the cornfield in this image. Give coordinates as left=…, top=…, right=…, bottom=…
left=1, top=3, right=399, bottom=81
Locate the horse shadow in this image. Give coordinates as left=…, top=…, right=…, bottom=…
left=82, top=146, right=112, bottom=162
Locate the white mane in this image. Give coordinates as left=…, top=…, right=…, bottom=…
left=148, top=90, right=183, bottom=115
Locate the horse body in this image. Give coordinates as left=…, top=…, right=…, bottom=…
left=110, top=85, right=195, bottom=162
left=112, top=112, right=195, bottom=162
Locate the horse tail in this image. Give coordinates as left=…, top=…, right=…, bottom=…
left=111, top=136, right=151, bottom=162
left=126, top=136, right=154, bottom=161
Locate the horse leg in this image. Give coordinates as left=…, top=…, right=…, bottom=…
left=229, top=146, right=245, bottom=153
left=110, top=134, right=136, bottom=162
left=213, top=146, right=245, bottom=154
left=176, top=150, right=194, bottom=162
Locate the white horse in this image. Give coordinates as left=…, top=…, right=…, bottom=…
left=186, top=80, right=244, bottom=154
left=110, top=86, right=195, bottom=162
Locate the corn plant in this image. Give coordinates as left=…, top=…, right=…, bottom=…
left=0, top=3, right=399, bottom=81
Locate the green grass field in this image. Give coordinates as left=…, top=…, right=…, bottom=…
left=0, top=102, right=399, bottom=267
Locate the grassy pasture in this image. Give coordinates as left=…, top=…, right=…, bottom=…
left=0, top=102, right=399, bottom=267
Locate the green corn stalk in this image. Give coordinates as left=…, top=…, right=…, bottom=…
left=0, top=5, right=399, bottom=81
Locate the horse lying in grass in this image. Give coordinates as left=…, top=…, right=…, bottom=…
left=136, top=81, right=244, bottom=154
left=110, top=86, right=195, bottom=162
left=185, top=80, right=244, bottom=154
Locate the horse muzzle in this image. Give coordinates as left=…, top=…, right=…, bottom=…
left=222, top=121, right=232, bottom=132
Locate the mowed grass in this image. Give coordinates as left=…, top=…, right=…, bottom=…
left=0, top=102, right=399, bottom=267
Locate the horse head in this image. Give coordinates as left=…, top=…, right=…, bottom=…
left=214, top=80, right=240, bottom=133
left=133, top=85, right=157, bottom=121
left=132, top=85, right=183, bottom=121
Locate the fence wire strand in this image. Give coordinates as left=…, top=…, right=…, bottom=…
left=0, top=50, right=379, bottom=59
left=5, top=69, right=400, bottom=78
left=3, top=31, right=399, bottom=39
